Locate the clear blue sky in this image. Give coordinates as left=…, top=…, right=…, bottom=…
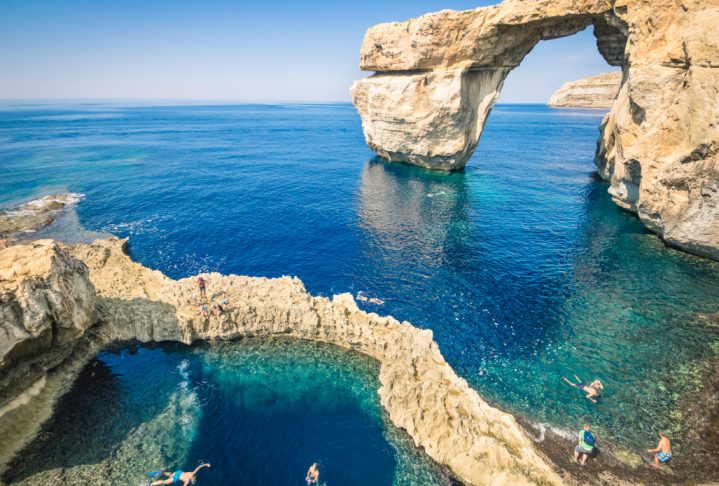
left=0, top=0, right=618, bottom=103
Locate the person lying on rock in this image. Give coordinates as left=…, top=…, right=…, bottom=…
left=150, top=463, right=210, bottom=485
left=562, top=375, right=604, bottom=403
left=647, top=431, right=672, bottom=466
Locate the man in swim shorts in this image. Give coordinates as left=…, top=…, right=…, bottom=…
left=197, top=276, right=207, bottom=299
left=647, top=431, right=672, bottom=466
left=306, top=463, right=320, bottom=485
left=150, top=463, right=210, bottom=485
left=562, top=374, right=604, bottom=403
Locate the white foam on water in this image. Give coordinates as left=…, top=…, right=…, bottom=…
left=528, top=421, right=576, bottom=443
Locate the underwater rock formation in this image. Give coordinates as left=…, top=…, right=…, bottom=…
left=351, top=0, right=719, bottom=260
left=547, top=72, right=622, bottom=108
left=0, top=239, right=562, bottom=486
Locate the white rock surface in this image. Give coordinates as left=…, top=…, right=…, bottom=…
left=351, top=0, right=719, bottom=260
left=548, top=72, right=622, bottom=108
left=0, top=239, right=563, bottom=485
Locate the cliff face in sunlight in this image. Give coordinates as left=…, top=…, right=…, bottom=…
left=351, top=0, right=719, bottom=261
left=0, top=238, right=562, bottom=486
left=548, top=72, right=622, bottom=109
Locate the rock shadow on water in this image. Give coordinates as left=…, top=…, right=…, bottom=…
left=3, top=357, right=131, bottom=484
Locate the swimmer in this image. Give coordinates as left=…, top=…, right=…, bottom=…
left=647, top=431, right=672, bottom=466
left=356, top=292, right=368, bottom=302
left=305, top=463, right=320, bottom=485
left=562, top=375, right=604, bottom=403
left=150, top=463, right=210, bottom=486
left=368, top=297, right=384, bottom=305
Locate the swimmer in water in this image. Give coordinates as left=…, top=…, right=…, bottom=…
left=305, top=463, right=319, bottom=485
left=150, top=463, right=210, bottom=486
left=562, top=375, right=604, bottom=403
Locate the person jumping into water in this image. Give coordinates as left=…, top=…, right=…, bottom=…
left=562, top=374, right=604, bottom=403
left=305, top=463, right=320, bottom=485
left=197, top=276, right=207, bottom=299
left=647, top=431, right=672, bottom=466
left=150, top=463, right=210, bottom=485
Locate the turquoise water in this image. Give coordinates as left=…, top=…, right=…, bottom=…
left=1, top=102, right=719, bottom=470
left=4, top=340, right=454, bottom=485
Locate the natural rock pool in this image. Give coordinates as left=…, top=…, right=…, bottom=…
left=1, top=102, right=719, bottom=476
left=3, top=339, right=455, bottom=485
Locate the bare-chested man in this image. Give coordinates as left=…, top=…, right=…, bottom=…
left=305, top=463, right=320, bottom=485
left=647, top=431, right=672, bottom=466
left=562, top=374, right=604, bottom=403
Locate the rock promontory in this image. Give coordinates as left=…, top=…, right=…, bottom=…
left=351, top=0, right=719, bottom=261
left=0, top=239, right=562, bottom=486
left=547, top=72, right=622, bottom=109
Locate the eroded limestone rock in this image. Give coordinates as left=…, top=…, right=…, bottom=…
left=0, top=238, right=563, bottom=485
left=351, top=0, right=719, bottom=260
left=548, top=72, right=622, bottom=108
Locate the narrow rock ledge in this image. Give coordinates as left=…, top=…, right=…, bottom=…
left=0, top=238, right=562, bottom=486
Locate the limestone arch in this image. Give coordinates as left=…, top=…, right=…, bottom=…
left=350, top=7, right=628, bottom=172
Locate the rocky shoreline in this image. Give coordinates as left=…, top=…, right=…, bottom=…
left=1, top=238, right=562, bottom=485
left=0, top=194, right=84, bottom=245
left=351, top=0, right=719, bottom=261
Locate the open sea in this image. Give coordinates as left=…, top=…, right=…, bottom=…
left=1, top=102, right=719, bottom=484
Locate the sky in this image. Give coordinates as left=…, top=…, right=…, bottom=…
left=0, top=0, right=618, bottom=103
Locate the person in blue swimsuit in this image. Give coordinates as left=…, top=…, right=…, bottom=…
left=150, top=463, right=210, bottom=485
left=647, top=431, right=672, bottom=466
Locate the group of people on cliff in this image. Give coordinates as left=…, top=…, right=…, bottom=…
left=563, top=374, right=673, bottom=468
left=193, top=276, right=230, bottom=317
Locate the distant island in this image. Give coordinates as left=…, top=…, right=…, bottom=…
left=547, top=72, right=622, bottom=109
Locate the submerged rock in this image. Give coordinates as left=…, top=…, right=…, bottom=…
left=351, top=0, right=719, bottom=261
left=0, top=238, right=562, bottom=486
left=547, top=72, right=622, bottom=109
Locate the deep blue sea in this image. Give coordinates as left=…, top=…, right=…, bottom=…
left=2, top=102, right=719, bottom=484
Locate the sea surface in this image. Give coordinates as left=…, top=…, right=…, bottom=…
left=1, top=102, right=719, bottom=484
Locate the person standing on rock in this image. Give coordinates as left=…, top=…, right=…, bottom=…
left=647, top=431, right=672, bottom=466
left=197, top=275, right=207, bottom=299
left=573, top=424, right=596, bottom=465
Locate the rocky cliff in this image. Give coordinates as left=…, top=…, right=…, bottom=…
left=0, top=239, right=562, bottom=486
left=547, top=72, right=622, bottom=108
left=350, top=0, right=719, bottom=261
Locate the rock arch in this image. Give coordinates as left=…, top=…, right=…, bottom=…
left=351, top=0, right=719, bottom=261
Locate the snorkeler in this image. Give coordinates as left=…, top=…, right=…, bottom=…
left=305, top=463, right=320, bottom=485
left=150, top=463, right=210, bottom=486
left=562, top=374, right=604, bottom=403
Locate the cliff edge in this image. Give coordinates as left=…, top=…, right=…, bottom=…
left=351, top=0, right=719, bottom=261
left=0, top=239, right=562, bottom=486
left=547, top=72, right=622, bottom=109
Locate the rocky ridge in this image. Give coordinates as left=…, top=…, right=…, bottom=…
left=0, top=239, right=562, bottom=486
left=351, top=0, right=719, bottom=261
left=547, top=72, right=622, bottom=109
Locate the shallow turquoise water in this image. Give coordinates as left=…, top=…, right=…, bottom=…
left=4, top=340, right=455, bottom=485
left=1, top=102, right=718, bottom=465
